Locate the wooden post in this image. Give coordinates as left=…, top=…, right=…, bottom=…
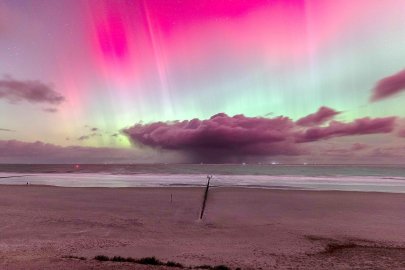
left=199, top=175, right=212, bottom=219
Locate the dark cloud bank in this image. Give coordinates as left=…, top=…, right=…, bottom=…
left=0, top=107, right=400, bottom=164
left=0, top=140, right=171, bottom=164
left=122, top=107, right=397, bottom=163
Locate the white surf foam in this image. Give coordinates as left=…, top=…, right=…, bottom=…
left=1, top=172, right=405, bottom=193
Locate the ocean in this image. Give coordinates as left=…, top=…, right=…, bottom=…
left=0, top=164, right=405, bottom=193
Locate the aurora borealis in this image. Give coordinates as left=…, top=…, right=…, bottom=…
left=1, top=0, right=405, bottom=163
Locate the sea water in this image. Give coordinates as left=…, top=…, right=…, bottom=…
left=0, top=164, right=404, bottom=193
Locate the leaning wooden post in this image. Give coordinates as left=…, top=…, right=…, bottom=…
left=199, top=175, right=212, bottom=219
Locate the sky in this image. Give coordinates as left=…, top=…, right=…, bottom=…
left=0, top=0, right=405, bottom=164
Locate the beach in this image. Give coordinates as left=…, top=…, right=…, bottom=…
left=1, top=185, right=404, bottom=269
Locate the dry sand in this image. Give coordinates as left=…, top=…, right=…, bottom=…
left=0, top=185, right=405, bottom=269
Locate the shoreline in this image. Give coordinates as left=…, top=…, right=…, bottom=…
left=2, top=183, right=405, bottom=195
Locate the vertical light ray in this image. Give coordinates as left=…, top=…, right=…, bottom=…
left=142, top=0, right=174, bottom=117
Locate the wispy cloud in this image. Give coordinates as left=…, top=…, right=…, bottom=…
left=295, top=117, right=396, bottom=143
left=398, top=128, right=405, bottom=138
left=371, top=69, right=405, bottom=102
left=0, top=128, right=15, bottom=132
left=0, top=75, right=65, bottom=106
left=296, top=106, right=340, bottom=127
left=77, top=135, right=90, bottom=141
left=43, top=107, right=58, bottom=113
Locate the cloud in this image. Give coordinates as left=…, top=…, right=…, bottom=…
left=123, top=113, right=301, bottom=162
left=296, top=106, right=340, bottom=127
left=77, top=132, right=103, bottom=141
left=77, top=135, right=90, bottom=141
left=0, top=128, right=14, bottom=132
left=368, top=145, right=405, bottom=160
left=0, top=140, right=178, bottom=164
left=0, top=76, right=65, bottom=105
left=295, top=117, right=396, bottom=143
left=84, top=125, right=98, bottom=131
left=351, top=143, right=368, bottom=151
left=123, top=113, right=292, bottom=149
left=43, top=107, right=58, bottom=113
left=370, top=69, right=405, bottom=101
left=123, top=110, right=397, bottom=162
left=312, top=142, right=368, bottom=157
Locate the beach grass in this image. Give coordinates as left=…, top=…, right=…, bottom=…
left=93, top=255, right=234, bottom=269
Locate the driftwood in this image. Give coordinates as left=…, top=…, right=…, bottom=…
left=199, top=175, right=212, bottom=219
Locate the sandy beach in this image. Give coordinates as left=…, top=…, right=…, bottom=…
left=1, top=185, right=405, bottom=269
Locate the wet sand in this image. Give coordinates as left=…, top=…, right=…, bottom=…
left=0, top=185, right=404, bottom=269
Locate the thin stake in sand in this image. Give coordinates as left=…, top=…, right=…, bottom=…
left=199, top=175, right=212, bottom=219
